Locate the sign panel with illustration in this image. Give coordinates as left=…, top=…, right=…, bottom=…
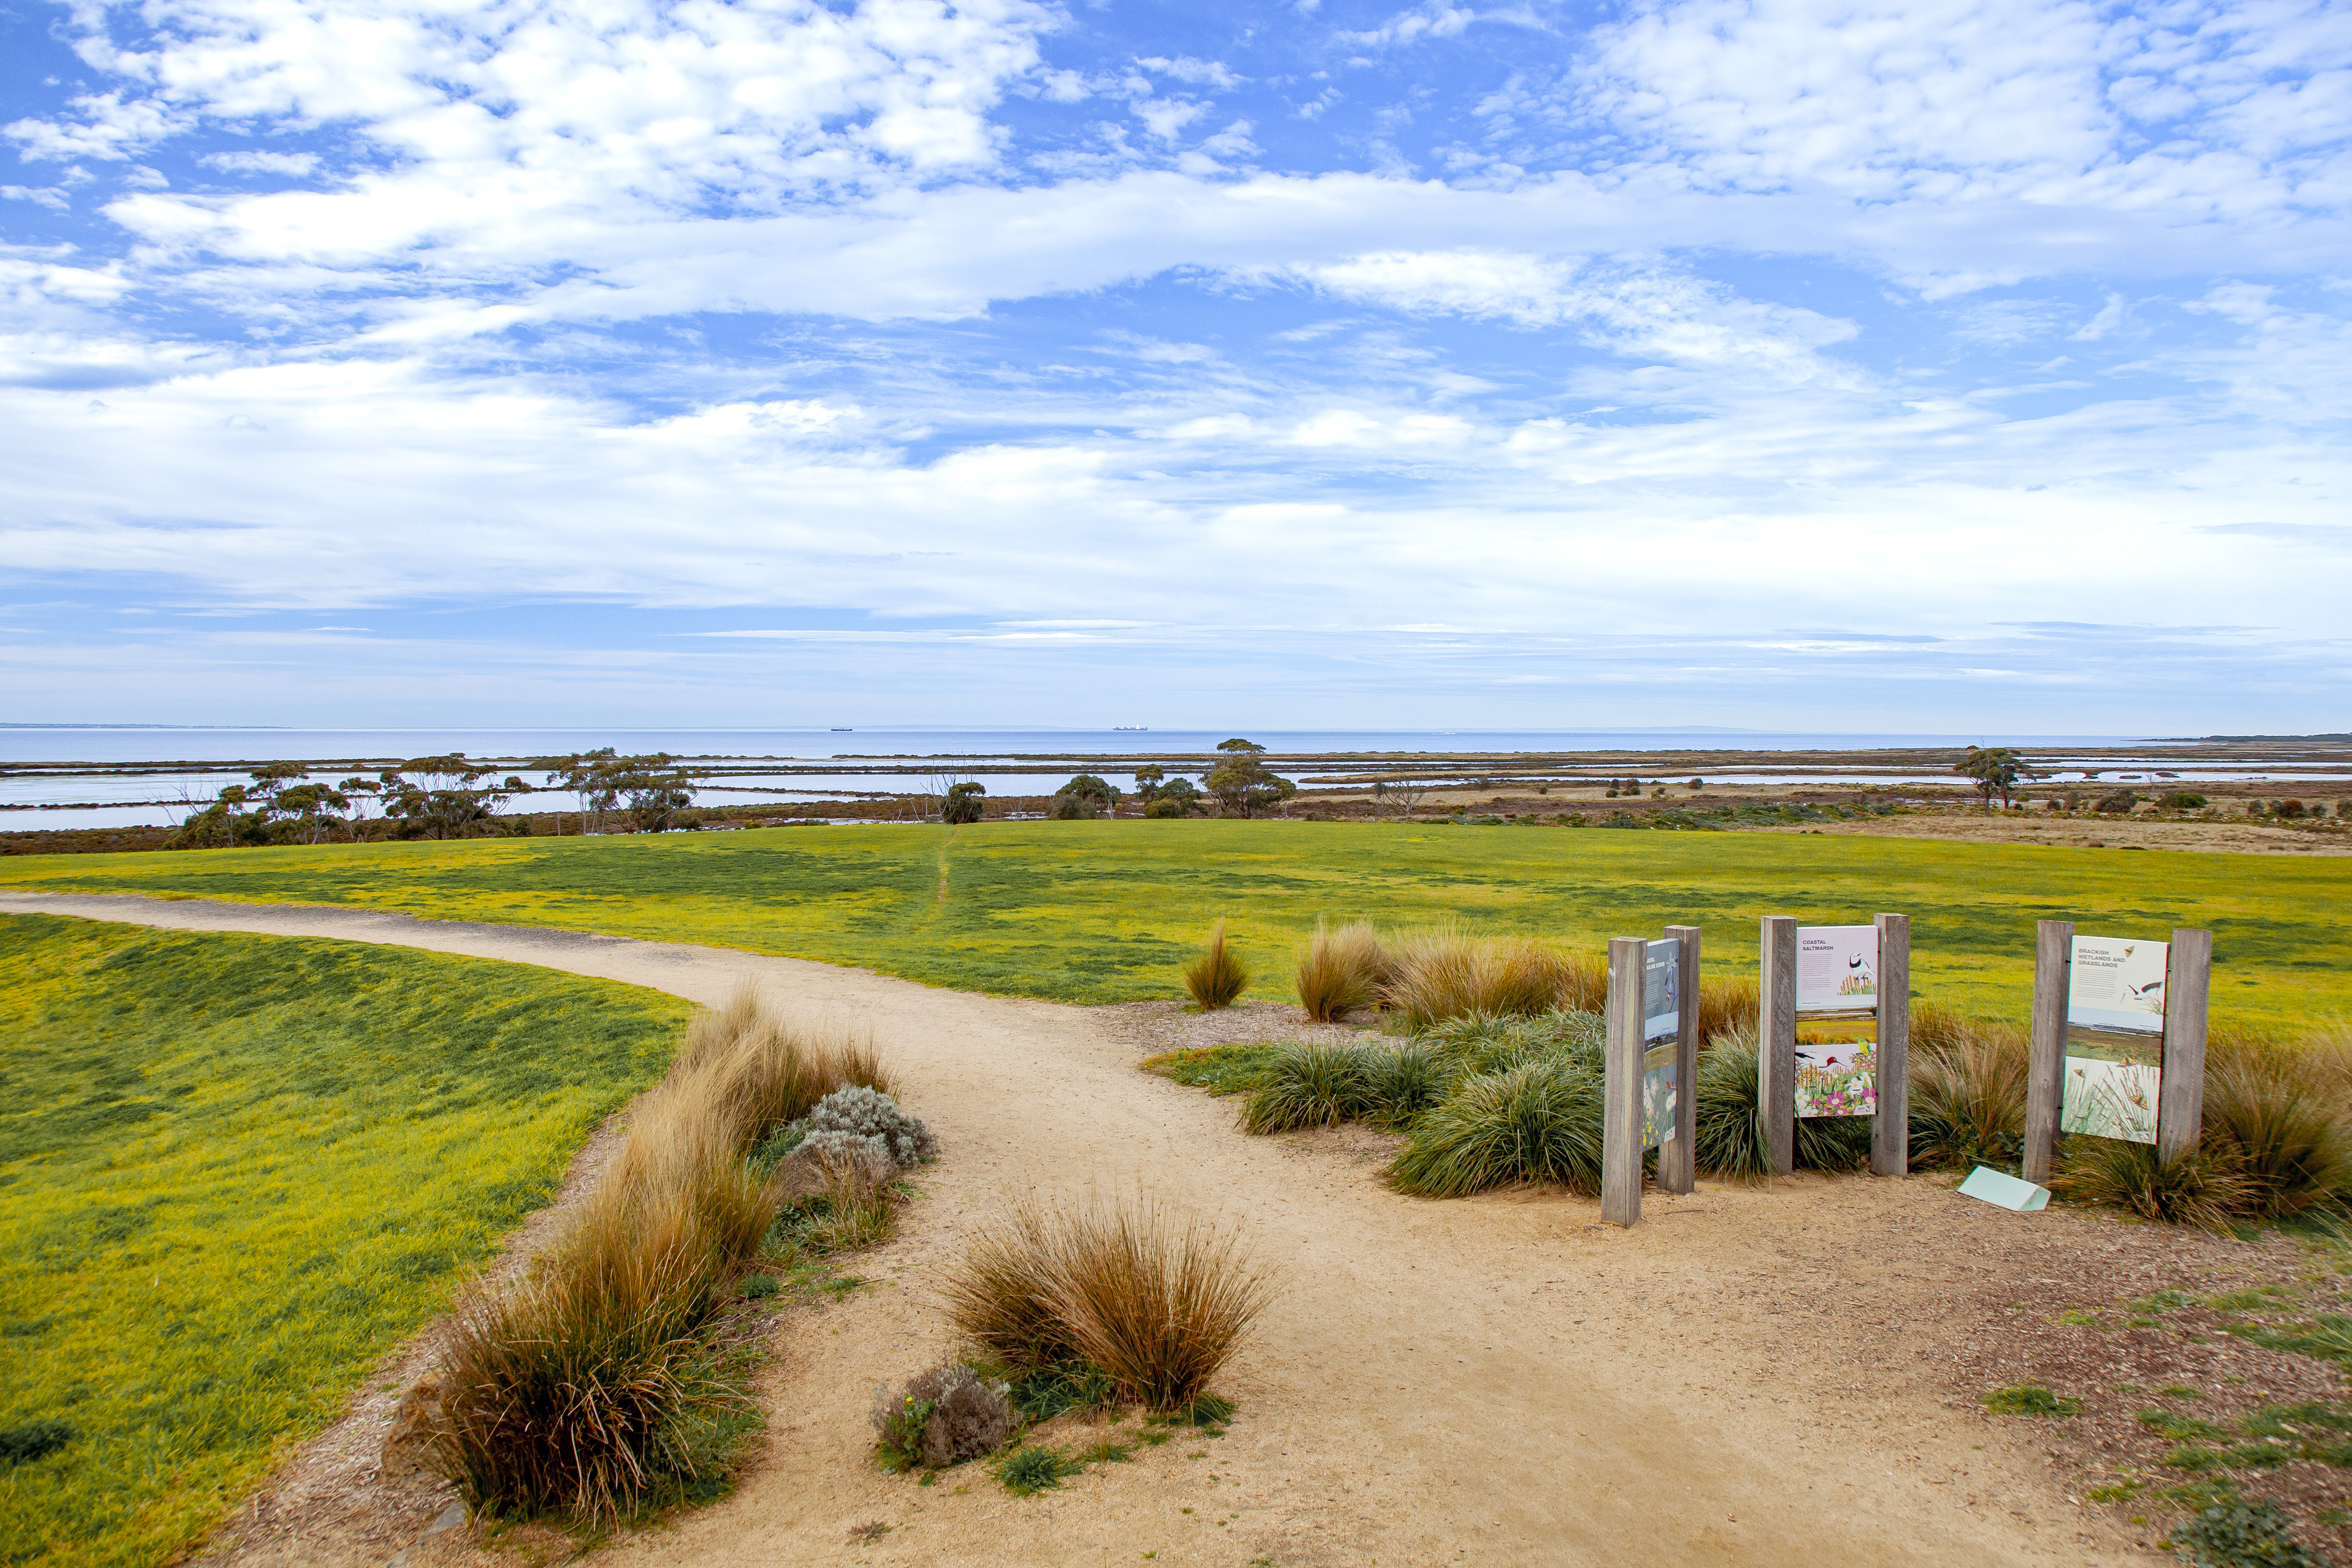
left=1794, top=1037, right=1877, bottom=1119
left=2062, top=934, right=2167, bottom=1144
left=1641, top=938, right=1679, bottom=1149
left=1798, top=925, right=1880, bottom=1014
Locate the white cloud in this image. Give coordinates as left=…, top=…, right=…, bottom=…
left=1289, top=250, right=1859, bottom=379
left=1574, top=0, right=2352, bottom=221
left=199, top=149, right=321, bottom=176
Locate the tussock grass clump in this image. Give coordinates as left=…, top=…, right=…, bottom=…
left=431, top=988, right=906, bottom=1524
left=1365, top=1040, right=1453, bottom=1126
left=2051, top=1140, right=2254, bottom=1231
left=1381, top=926, right=1598, bottom=1028
left=1389, top=1060, right=1606, bottom=1197
left=1183, top=921, right=1249, bottom=1009
left=1692, top=1028, right=1773, bottom=1181
left=1421, top=1009, right=1605, bottom=1078
left=942, top=1198, right=1273, bottom=1414
left=1242, top=1043, right=1381, bottom=1133
left=1908, top=1006, right=2029, bottom=1172
left=1294, top=918, right=1393, bottom=1021
left=2200, top=1032, right=2352, bottom=1219
left=1685, top=1027, right=1868, bottom=1179
left=939, top=1205, right=1083, bottom=1372
left=431, top=1206, right=748, bottom=1522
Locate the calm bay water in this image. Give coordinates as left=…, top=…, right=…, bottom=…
left=0, top=724, right=2238, bottom=830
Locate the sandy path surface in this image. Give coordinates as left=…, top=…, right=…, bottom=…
left=5, top=893, right=2162, bottom=1567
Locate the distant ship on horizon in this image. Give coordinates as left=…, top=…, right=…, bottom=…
left=1113, top=725, right=1148, bottom=731
left=830, top=727, right=852, bottom=731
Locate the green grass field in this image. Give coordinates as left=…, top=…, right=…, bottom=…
left=0, top=915, right=692, bottom=1568
left=3, top=821, right=2343, bottom=1031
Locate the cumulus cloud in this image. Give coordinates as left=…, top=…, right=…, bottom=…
left=1573, top=0, right=2352, bottom=219
left=2, top=0, right=2348, bottom=727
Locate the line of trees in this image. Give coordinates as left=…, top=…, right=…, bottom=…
left=169, top=749, right=702, bottom=848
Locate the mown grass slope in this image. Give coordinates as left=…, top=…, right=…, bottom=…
left=2, top=821, right=2342, bottom=1029
left=0, top=914, right=692, bottom=1568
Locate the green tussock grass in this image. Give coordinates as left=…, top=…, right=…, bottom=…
left=5, top=821, right=2349, bottom=1031
left=0, top=913, right=693, bottom=1568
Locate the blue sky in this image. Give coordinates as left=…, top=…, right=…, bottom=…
left=1, top=0, right=2345, bottom=731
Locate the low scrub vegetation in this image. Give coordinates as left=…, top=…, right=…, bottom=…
left=1177, top=982, right=2352, bottom=1224
left=0, top=915, right=694, bottom=1568
left=427, top=989, right=928, bottom=1526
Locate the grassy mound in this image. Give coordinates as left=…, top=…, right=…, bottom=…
left=0, top=913, right=693, bottom=1568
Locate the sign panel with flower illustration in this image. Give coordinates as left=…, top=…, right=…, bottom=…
left=2062, top=934, right=2167, bottom=1144
left=1794, top=1039, right=1877, bottom=1118
left=1641, top=938, right=1679, bottom=1149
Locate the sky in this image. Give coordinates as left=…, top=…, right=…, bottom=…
left=1, top=0, right=2346, bottom=733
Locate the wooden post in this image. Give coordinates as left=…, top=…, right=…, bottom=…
left=2023, top=919, right=2072, bottom=1185
left=1603, top=936, right=1645, bottom=1227
left=1659, top=924, right=1701, bottom=1195
left=1871, top=913, right=1910, bottom=1177
left=2159, top=928, right=2212, bottom=1162
left=1759, top=916, right=1797, bottom=1177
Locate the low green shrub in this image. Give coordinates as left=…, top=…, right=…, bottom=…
left=995, top=1444, right=1082, bottom=1496
left=1140, top=1043, right=1283, bottom=1096
left=870, top=1363, right=1012, bottom=1471
left=1183, top=921, right=1249, bottom=1009
left=2169, top=1498, right=2320, bottom=1567
left=1982, top=1383, right=2080, bottom=1416
left=1682, top=1028, right=1862, bottom=1176
left=1005, top=1359, right=1119, bottom=1423
left=1389, top=1059, right=1605, bottom=1197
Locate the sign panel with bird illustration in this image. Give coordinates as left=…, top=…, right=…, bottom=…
left=2062, top=934, right=2168, bottom=1144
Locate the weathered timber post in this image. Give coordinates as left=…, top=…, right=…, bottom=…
left=1760, top=916, right=1797, bottom=1177
left=2158, top=928, right=2213, bottom=1162
left=2023, top=919, right=2072, bottom=1185
left=1603, top=935, right=1646, bottom=1227
left=1659, top=923, right=1701, bottom=1195
left=1871, top=913, right=1911, bottom=1177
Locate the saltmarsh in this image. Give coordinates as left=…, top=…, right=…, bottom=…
left=0, top=914, right=691, bottom=1568
left=1, top=820, right=2346, bottom=1028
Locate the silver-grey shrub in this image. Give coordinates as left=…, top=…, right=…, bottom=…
left=801, top=1085, right=939, bottom=1169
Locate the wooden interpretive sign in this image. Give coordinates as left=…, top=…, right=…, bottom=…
left=1658, top=925, right=1701, bottom=1195
left=1760, top=913, right=1911, bottom=1178
left=1602, top=927, right=1703, bottom=1225
left=2026, top=921, right=2211, bottom=1178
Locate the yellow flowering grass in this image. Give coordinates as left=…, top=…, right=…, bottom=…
left=0, top=818, right=2345, bottom=1029
left=0, top=913, right=691, bottom=1568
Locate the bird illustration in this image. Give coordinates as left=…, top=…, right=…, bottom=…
left=2127, top=980, right=2163, bottom=1004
